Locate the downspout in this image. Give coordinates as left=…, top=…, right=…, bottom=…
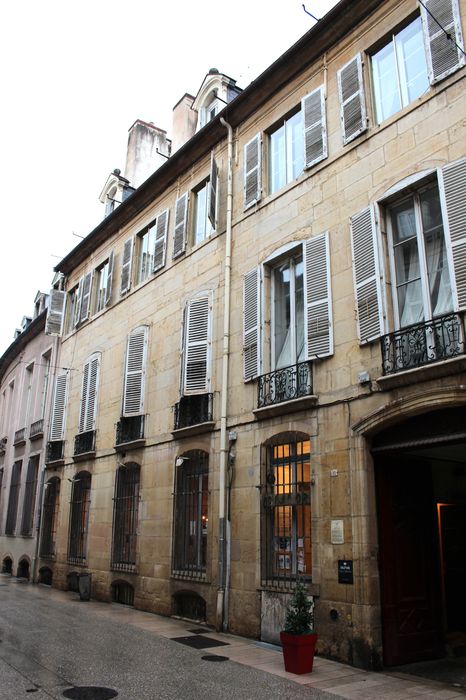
left=216, top=117, right=233, bottom=631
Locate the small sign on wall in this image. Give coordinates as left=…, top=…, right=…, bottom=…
left=338, top=559, right=354, bottom=584
left=331, top=519, right=344, bottom=544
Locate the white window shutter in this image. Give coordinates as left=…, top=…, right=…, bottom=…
left=120, top=237, right=133, bottom=295
left=153, top=209, right=170, bottom=272
left=45, top=289, right=66, bottom=336
left=439, top=158, right=466, bottom=310
left=173, top=192, right=188, bottom=259
left=243, top=268, right=261, bottom=381
left=105, top=250, right=114, bottom=307
left=49, top=373, right=68, bottom=441
left=123, top=326, right=148, bottom=415
left=421, top=0, right=465, bottom=83
left=183, top=295, right=211, bottom=395
left=350, top=206, right=385, bottom=343
left=244, top=134, right=262, bottom=210
left=79, top=272, right=93, bottom=323
left=302, top=86, right=327, bottom=169
left=304, top=232, right=333, bottom=358
left=79, top=354, right=100, bottom=434
left=208, top=153, right=218, bottom=229
left=337, top=54, right=367, bottom=144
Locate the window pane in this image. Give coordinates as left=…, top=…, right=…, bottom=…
left=270, top=125, right=286, bottom=194
left=286, top=111, right=304, bottom=181
left=372, top=41, right=400, bottom=122
left=273, top=263, right=291, bottom=368
left=421, top=187, right=453, bottom=316
left=194, top=183, right=212, bottom=245
left=295, top=258, right=305, bottom=362
left=396, top=17, right=429, bottom=106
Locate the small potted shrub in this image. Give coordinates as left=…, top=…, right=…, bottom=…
left=280, top=579, right=318, bottom=674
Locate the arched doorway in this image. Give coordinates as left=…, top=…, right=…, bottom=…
left=372, top=407, right=466, bottom=667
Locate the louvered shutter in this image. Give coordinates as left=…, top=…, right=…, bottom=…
left=439, top=158, right=466, bottom=310
left=45, top=289, right=66, bottom=336
left=79, top=354, right=100, bottom=433
left=302, top=86, right=327, bottom=169
left=120, top=238, right=133, bottom=295
left=208, top=154, right=218, bottom=228
left=350, top=207, right=385, bottom=343
left=243, top=268, right=261, bottom=380
left=173, top=192, right=188, bottom=258
left=153, top=209, right=169, bottom=272
left=244, top=134, right=262, bottom=209
left=337, top=54, right=367, bottom=144
left=304, top=232, right=333, bottom=358
left=123, top=326, right=148, bottom=415
left=421, top=0, right=465, bottom=83
left=105, top=251, right=114, bottom=306
left=183, top=296, right=211, bottom=394
left=49, top=373, right=68, bottom=441
left=79, top=272, right=93, bottom=323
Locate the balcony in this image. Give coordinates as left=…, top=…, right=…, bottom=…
left=0, top=437, right=6, bottom=456
left=73, top=430, right=96, bottom=460
left=172, top=394, right=214, bottom=437
left=115, top=415, right=145, bottom=450
left=29, top=418, right=44, bottom=440
left=254, top=361, right=316, bottom=419
left=13, top=427, right=27, bottom=446
left=46, top=440, right=65, bottom=464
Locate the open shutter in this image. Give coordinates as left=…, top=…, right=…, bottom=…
left=173, top=192, right=188, bottom=259
left=49, top=372, right=68, bottom=441
left=120, top=237, right=133, bottom=295
left=304, top=232, right=333, bottom=358
left=79, top=272, right=93, bottom=323
left=79, top=354, right=100, bottom=433
left=337, top=53, right=367, bottom=144
left=302, top=85, right=327, bottom=169
left=208, top=154, right=218, bottom=229
left=350, top=206, right=385, bottom=343
left=244, top=134, right=262, bottom=209
left=439, top=158, right=466, bottom=310
left=243, top=268, right=261, bottom=380
left=153, top=209, right=169, bottom=272
left=123, top=326, right=148, bottom=415
left=421, top=0, right=465, bottom=83
left=45, top=289, right=66, bottom=336
left=183, top=295, right=211, bottom=394
left=105, top=251, right=114, bottom=307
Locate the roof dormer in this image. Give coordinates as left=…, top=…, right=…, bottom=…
left=192, top=68, right=242, bottom=132
left=99, top=169, right=134, bottom=219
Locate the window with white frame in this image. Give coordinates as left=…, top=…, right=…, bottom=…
left=66, top=286, right=79, bottom=333
left=371, top=16, right=429, bottom=124
left=137, top=222, right=157, bottom=283
left=193, top=180, right=214, bottom=245
left=95, top=253, right=114, bottom=312
left=269, top=110, right=304, bottom=195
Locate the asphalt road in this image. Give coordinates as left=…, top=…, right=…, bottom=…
left=0, top=576, right=339, bottom=700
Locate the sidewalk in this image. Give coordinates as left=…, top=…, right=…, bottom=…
left=42, top=584, right=465, bottom=700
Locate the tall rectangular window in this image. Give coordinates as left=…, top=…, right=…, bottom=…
left=193, top=181, right=214, bottom=246
left=39, top=353, right=51, bottom=419
left=68, top=472, right=91, bottom=564
left=20, top=455, right=40, bottom=536
left=269, top=111, right=304, bottom=194
left=111, top=464, right=140, bottom=572
left=5, top=460, right=22, bottom=535
left=372, top=17, right=429, bottom=123
left=40, top=478, right=60, bottom=557
left=95, top=259, right=110, bottom=313
left=137, top=222, right=157, bottom=283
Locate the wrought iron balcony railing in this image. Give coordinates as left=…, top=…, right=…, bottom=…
left=115, top=415, right=145, bottom=445
left=381, top=313, right=465, bottom=376
left=73, top=430, right=96, bottom=456
left=13, top=427, right=27, bottom=445
left=29, top=418, right=44, bottom=439
left=174, top=393, right=213, bottom=430
left=257, top=361, right=313, bottom=409
left=46, top=440, right=64, bottom=463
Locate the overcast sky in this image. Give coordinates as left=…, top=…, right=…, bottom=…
left=0, top=0, right=338, bottom=356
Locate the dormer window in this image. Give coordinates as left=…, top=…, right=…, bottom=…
left=192, top=69, right=242, bottom=134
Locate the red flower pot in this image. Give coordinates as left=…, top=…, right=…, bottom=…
left=280, top=630, right=318, bottom=674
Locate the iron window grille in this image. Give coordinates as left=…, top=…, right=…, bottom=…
left=260, top=434, right=312, bottom=587
left=46, top=440, right=64, bottom=463
left=5, top=460, right=22, bottom=535
left=67, top=472, right=91, bottom=564
left=111, top=464, right=140, bottom=572
left=173, top=394, right=213, bottom=430
left=172, top=450, right=209, bottom=577
left=257, top=361, right=313, bottom=408
left=29, top=418, right=44, bottom=439
left=115, top=415, right=145, bottom=445
left=20, top=455, right=40, bottom=536
left=40, top=478, right=60, bottom=558
left=73, top=430, right=96, bottom=456
left=381, top=313, right=465, bottom=375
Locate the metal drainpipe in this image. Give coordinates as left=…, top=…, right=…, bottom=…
left=216, top=116, right=233, bottom=632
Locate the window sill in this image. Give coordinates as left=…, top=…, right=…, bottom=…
left=29, top=432, right=44, bottom=442
left=259, top=582, right=320, bottom=597
left=172, top=421, right=216, bottom=438
left=72, top=451, right=96, bottom=463
left=171, top=570, right=208, bottom=583
left=13, top=439, right=26, bottom=448
left=114, top=439, right=146, bottom=452
left=45, top=459, right=65, bottom=468
left=111, top=564, right=137, bottom=574
left=376, top=355, right=466, bottom=391
left=253, top=395, right=318, bottom=420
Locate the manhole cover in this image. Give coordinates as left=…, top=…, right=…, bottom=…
left=62, top=687, right=118, bottom=700
left=201, top=655, right=229, bottom=662
left=171, top=635, right=229, bottom=650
